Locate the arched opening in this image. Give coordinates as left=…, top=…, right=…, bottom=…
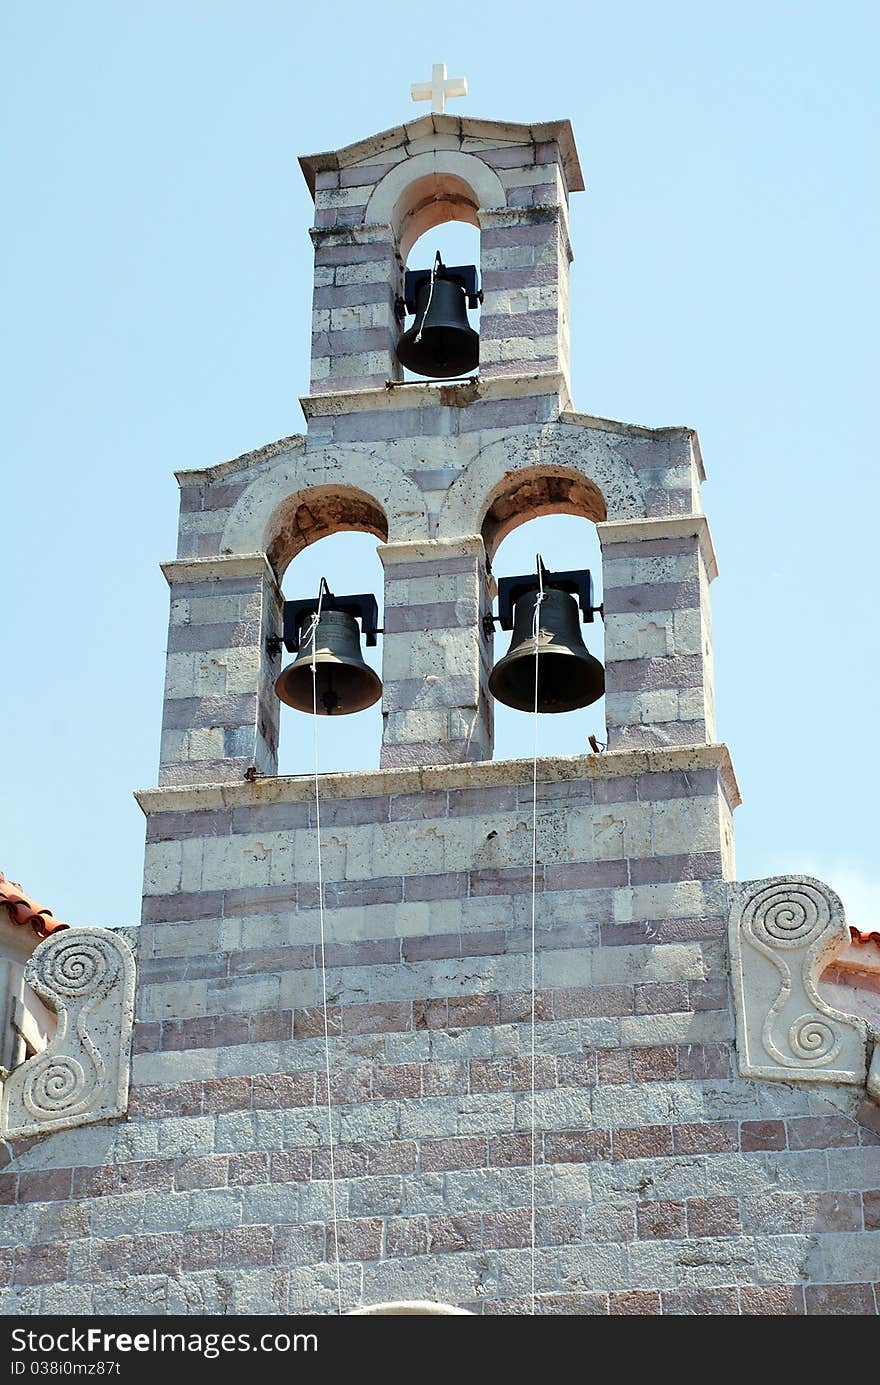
left=265, top=484, right=388, bottom=584
left=489, top=513, right=606, bottom=762
left=275, top=529, right=385, bottom=777
left=481, top=466, right=607, bottom=564
left=394, top=172, right=480, bottom=261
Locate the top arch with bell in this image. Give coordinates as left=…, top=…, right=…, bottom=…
left=299, top=112, right=584, bottom=398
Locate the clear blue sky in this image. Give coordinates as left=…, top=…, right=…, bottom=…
left=2, top=1, right=877, bottom=929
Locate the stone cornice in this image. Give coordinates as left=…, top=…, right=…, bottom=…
left=377, top=535, right=485, bottom=565
left=174, top=434, right=305, bottom=487
left=597, top=515, right=719, bottom=582
left=299, top=115, right=584, bottom=197
left=161, top=554, right=278, bottom=587
left=135, top=743, right=741, bottom=815
left=300, top=371, right=568, bottom=421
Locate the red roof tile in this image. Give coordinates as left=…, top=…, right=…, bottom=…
left=0, top=874, right=69, bottom=939
left=850, top=926, right=880, bottom=950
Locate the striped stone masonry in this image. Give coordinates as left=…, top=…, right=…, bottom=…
left=310, top=226, right=401, bottom=393
left=478, top=201, right=571, bottom=389
left=159, top=556, right=282, bottom=786
left=599, top=516, right=718, bottom=751
left=3, top=752, right=879, bottom=1315
left=378, top=537, right=493, bottom=769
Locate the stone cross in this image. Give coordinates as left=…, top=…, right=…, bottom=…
left=411, top=63, right=468, bottom=115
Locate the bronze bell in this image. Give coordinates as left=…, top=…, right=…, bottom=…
left=489, top=586, right=605, bottom=714
left=274, top=608, right=382, bottom=716
left=396, top=255, right=480, bottom=378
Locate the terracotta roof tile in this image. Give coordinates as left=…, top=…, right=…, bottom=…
left=850, top=926, right=880, bottom=950
left=0, top=874, right=69, bottom=939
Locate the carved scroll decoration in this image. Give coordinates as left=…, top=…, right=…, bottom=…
left=729, top=875, right=870, bottom=1086
left=1, top=927, right=135, bottom=1138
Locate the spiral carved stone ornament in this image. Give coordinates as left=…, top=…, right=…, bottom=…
left=729, top=876, right=869, bottom=1087
left=0, top=927, right=135, bottom=1139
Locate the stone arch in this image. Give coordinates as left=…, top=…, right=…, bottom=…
left=365, top=151, right=506, bottom=259
left=481, top=466, right=607, bottom=561
left=221, top=446, right=429, bottom=581
left=437, top=424, right=647, bottom=561
left=264, top=484, right=388, bottom=580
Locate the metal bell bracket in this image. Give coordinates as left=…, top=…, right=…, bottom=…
left=397, top=255, right=483, bottom=319
left=483, top=560, right=603, bottom=638
left=268, top=589, right=381, bottom=656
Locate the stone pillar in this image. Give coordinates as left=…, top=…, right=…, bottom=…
left=158, top=555, right=282, bottom=786
left=310, top=223, right=401, bottom=393
left=478, top=185, right=572, bottom=394
left=378, top=536, right=493, bottom=768
left=598, top=516, right=717, bottom=750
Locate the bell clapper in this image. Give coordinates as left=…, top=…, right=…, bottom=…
left=320, top=673, right=340, bottom=716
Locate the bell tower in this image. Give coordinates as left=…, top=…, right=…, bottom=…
left=118, top=84, right=880, bottom=1316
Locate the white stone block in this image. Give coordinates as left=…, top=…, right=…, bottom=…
left=331, top=350, right=391, bottom=377
left=185, top=727, right=227, bottom=760
left=539, top=948, right=592, bottom=988
left=479, top=335, right=558, bottom=364
left=591, top=942, right=706, bottom=985
left=677, top=687, right=709, bottom=722
left=164, top=652, right=197, bottom=699
left=601, top=614, right=672, bottom=660
left=223, top=649, right=261, bottom=694
left=672, top=608, right=703, bottom=655
left=330, top=303, right=387, bottom=330
left=650, top=797, right=719, bottom=854
left=603, top=553, right=698, bottom=586
left=142, top=842, right=183, bottom=895
left=335, top=261, right=390, bottom=286
left=195, top=656, right=228, bottom=697
left=619, top=1009, right=733, bottom=1046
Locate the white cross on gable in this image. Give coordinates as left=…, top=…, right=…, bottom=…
left=410, top=63, right=468, bottom=115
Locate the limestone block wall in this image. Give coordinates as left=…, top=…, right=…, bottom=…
left=2, top=752, right=878, bottom=1315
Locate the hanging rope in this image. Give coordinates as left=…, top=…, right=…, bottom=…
left=529, top=556, right=545, bottom=1317
left=413, top=251, right=442, bottom=344
left=307, top=578, right=343, bottom=1316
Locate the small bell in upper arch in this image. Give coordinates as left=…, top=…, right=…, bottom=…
left=396, top=254, right=481, bottom=379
